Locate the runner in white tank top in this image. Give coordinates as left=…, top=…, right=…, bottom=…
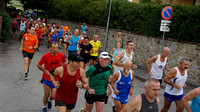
left=146, top=47, right=170, bottom=84
left=113, top=40, right=137, bottom=74
left=161, top=58, right=189, bottom=112
left=151, top=54, right=167, bottom=79
left=165, top=67, right=188, bottom=95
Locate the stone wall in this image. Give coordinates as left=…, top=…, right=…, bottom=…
left=49, top=19, right=200, bottom=86
left=0, top=16, right=2, bottom=37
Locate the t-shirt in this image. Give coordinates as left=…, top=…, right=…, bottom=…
left=86, top=63, right=113, bottom=95
left=89, top=40, right=101, bottom=56
left=38, top=52, right=66, bottom=81
left=80, top=43, right=93, bottom=58
left=36, top=29, right=42, bottom=39
left=63, top=26, right=68, bottom=32
left=23, top=34, right=39, bottom=53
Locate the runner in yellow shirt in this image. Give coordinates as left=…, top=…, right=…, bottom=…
left=89, top=35, right=101, bottom=67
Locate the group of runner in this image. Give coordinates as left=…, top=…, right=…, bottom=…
left=17, top=17, right=199, bottom=112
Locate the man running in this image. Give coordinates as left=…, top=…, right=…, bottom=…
left=161, top=58, right=189, bottom=112
left=146, top=47, right=170, bottom=84
left=50, top=53, right=89, bottom=112
left=19, top=17, right=27, bottom=40
left=89, top=35, right=101, bottom=67
left=20, top=26, right=38, bottom=80
left=113, top=40, right=137, bottom=73
left=111, top=60, right=135, bottom=112
left=58, top=25, right=64, bottom=49
left=182, top=87, right=200, bottom=112
left=84, top=52, right=113, bottom=112
left=121, top=78, right=160, bottom=112
left=80, top=22, right=88, bottom=34
left=37, top=42, right=66, bottom=112
left=113, top=32, right=124, bottom=48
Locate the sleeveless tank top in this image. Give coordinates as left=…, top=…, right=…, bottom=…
left=20, top=21, right=26, bottom=30
left=190, top=87, right=200, bottom=111
left=165, top=67, right=187, bottom=95
left=140, top=93, right=158, bottom=112
left=58, top=29, right=64, bottom=38
left=113, top=70, right=132, bottom=98
left=151, top=54, right=167, bottom=79
left=51, top=32, right=57, bottom=42
left=64, top=32, right=71, bottom=42
left=115, top=50, right=132, bottom=73
left=68, top=35, right=79, bottom=51
left=81, top=25, right=87, bottom=34
left=111, top=48, right=122, bottom=61
left=55, top=64, right=81, bottom=104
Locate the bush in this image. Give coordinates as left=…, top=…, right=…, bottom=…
left=48, top=0, right=200, bottom=43
left=0, top=11, right=11, bottom=42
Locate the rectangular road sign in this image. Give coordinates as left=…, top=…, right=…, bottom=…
left=160, top=26, right=170, bottom=32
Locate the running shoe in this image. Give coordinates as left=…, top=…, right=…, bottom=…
left=47, top=100, right=52, bottom=109
left=42, top=107, right=47, bottom=112
left=24, top=74, right=29, bottom=80
left=80, top=108, right=84, bottom=112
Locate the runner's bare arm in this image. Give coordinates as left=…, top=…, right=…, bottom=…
left=157, top=97, right=160, bottom=104
left=20, top=38, right=24, bottom=51
left=67, top=36, right=72, bottom=45
left=110, top=48, right=115, bottom=57
left=121, top=95, right=141, bottom=112
left=129, top=70, right=135, bottom=95
left=165, top=58, right=170, bottom=71
left=62, top=31, right=66, bottom=39
left=50, top=66, right=63, bottom=88
left=37, top=63, right=50, bottom=75
left=111, top=72, right=120, bottom=95
left=145, top=56, right=158, bottom=76
left=182, top=88, right=200, bottom=112
left=80, top=68, right=89, bottom=89
left=163, top=69, right=180, bottom=89
left=113, top=50, right=124, bottom=67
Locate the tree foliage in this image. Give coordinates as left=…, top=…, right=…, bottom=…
left=43, top=0, right=200, bottom=43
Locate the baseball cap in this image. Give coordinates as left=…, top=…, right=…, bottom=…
left=68, top=53, right=84, bottom=62
left=99, top=52, right=110, bottom=59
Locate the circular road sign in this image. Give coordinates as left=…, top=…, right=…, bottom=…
left=162, top=6, right=173, bottom=20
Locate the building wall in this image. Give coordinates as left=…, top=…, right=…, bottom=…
left=49, top=18, right=200, bottom=86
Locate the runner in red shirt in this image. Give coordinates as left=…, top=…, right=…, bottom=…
left=50, top=53, right=89, bottom=112
left=37, top=42, right=66, bottom=112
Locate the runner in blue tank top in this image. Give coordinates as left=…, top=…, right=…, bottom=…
left=67, top=29, right=80, bottom=55
left=50, top=28, right=58, bottom=42
left=81, top=22, right=88, bottom=34
left=111, top=60, right=135, bottom=112
left=182, top=87, right=200, bottom=112
left=58, top=25, right=64, bottom=49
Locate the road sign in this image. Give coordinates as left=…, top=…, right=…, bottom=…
left=162, top=6, right=173, bottom=20
left=160, top=20, right=171, bottom=32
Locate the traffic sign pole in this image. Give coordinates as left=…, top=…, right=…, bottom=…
left=160, top=32, right=165, bottom=53
left=160, top=6, right=173, bottom=54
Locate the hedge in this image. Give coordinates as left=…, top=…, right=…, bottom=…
left=0, top=11, right=11, bottom=42
left=48, top=0, right=200, bottom=43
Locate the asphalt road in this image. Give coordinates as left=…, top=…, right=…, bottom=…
left=0, top=31, right=193, bottom=112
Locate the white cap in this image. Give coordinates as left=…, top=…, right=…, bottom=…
left=99, top=52, right=110, bottom=59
